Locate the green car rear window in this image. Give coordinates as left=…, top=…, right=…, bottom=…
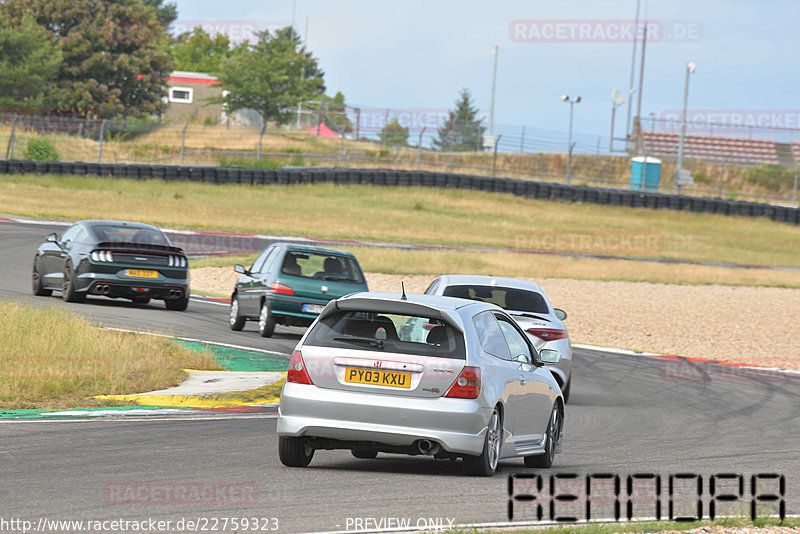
left=281, top=252, right=365, bottom=284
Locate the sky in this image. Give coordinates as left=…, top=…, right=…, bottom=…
left=171, top=0, right=800, bottom=153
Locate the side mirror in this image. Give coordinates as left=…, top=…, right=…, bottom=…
left=46, top=233, right=58, bottom=243
left=234, top=264, right=247, bottom=275
left=554, top=308, right=567, bottom=321
left=539, top=349, right=561, bottom=364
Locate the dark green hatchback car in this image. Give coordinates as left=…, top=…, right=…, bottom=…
left=229, top=243, right=369, bottom=337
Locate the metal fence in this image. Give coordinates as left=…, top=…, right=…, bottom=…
left=1, top=112, right=798, bottom=206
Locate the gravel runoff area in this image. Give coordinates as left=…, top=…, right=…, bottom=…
left=643, top=528, right=799, bottom=534
left=192, top=267, right=800, bottom=371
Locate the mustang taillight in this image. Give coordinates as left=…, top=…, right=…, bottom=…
left=287, top=350, right=313, bottom=384
left=90, top=250, right=114, bottom=262
left=168, top=255, right=187, bottom=267
left=526, top=328, right=568, bottom=341
left=445, top=366, right=481, bottom=399
left=270, top=283, right=295, bottom=296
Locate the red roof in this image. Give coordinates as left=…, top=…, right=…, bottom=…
left=304, top=123, right=339, bottom=138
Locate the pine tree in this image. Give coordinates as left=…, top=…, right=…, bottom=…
left=433, top=88, right=486, bottom=152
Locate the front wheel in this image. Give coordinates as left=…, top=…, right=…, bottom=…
left=62, top=263, right=85, bottom=303
left=229, top=295, right=246, bottom=331
left=278, top=436, right=314, bottom=467
left=258, top=301, right=276, bottom=337
left=32, top=257, right=51, bottom=296
left=524, top=404, right=562, bottom=468
left=463, top=408, right=502, bottom=476
left=165, top=296, right=189, bottom=311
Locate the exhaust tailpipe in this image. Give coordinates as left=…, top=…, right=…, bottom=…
left=417, top=440, right=441, bottom=456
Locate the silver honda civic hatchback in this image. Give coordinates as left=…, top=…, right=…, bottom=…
left=276, top=292, right=565, bottom=476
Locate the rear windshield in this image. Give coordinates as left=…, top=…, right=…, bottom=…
left=281, top=251, right=365, bottom=284
left=90, top=225, right=170, bottom=246
left=442, top=285, right=549, bottom=314
left=305, top=311, right=465, bottom=359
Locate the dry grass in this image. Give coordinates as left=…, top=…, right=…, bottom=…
left=2, top=175, right=799, bottom=272
left=0, top=301, right=221, bottom=409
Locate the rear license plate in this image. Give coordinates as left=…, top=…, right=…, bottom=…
left=303, top=303, right=325, bottom=314
left=344, top=367, right=411, bottom=388
left=125, top=269, right=158, bottom=279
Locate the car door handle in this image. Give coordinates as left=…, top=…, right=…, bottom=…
left=519, top=377, right=526, bottom=386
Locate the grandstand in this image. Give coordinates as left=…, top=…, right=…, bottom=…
left=641, top=131, right=795, bottom=166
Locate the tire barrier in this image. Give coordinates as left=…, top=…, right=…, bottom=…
left=1, top=159, right=798, bottom=226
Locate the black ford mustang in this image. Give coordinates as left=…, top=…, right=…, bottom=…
left=32, top=219, right=190, bottom=310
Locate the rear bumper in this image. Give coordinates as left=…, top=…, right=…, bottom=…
left=78, top=271, right=188, bottom=299
left=277, top=382, right=491, bottom=456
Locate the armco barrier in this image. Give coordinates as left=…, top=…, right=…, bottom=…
left=1, top=159, right=798, bottom=226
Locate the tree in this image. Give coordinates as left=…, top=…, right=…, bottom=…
left=0, top=14, right=62, bottom=112
left=215, top=26, right=325, bottom=125
left=2, top=0, right=173, bottom=118
left=141, top=0, right=178, bottom=27
left=433, top=88, right=487, bottom=152
left=171, top=27, right=231, bottom=74
left=379, top=118, right=409, bottom=147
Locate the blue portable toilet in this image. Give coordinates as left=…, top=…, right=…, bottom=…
left=630, top=156, right=662, bottom=192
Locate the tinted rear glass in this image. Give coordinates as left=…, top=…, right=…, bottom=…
left=305, top=311, right=465, bottom=359
left=443, top=285, right=549, bottom=314
left=281, top=251, right=365, bottom=284
left=90, top=225, right=170, bottom=246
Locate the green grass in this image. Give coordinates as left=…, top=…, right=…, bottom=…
left=0, top=301, right=221, bottom=409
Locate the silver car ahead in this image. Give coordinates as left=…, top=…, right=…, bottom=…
left=277, top=292, right=564, bottom=476
left=425, top=275, right=573, bottom=402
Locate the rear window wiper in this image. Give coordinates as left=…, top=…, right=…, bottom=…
left=509, top=312, right=548, bottom=321
left=332, top=336, right=385, bottom=349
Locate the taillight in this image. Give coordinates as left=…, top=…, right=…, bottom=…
left=445, top=366, right=481, bottom=399
left=168, top=255, right=187, bottom=267
left=286, top=350, right=313, bottom=384
left=526, top=328, right=567, bottom=341
left=270, top=282, right=295, bottom=296
left=91, top=250, right=114, bottom=262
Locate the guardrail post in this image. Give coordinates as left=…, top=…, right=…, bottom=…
left=491, top=135, right=502, bottom=176
left=718, top=159, right=726, bottom=199
left=98, top=119, right=107, bottom=163
left=179, top=122, right=188, bottom=166
left=793, top=166, right=798, bottom=207
left=6, top=115, right=17, bottom=159
left=416, top=127, right=427, bottom=170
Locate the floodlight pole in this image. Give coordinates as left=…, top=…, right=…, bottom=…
left=675, top=61, right=696, bottom=195
left=562, top=95, right=581, bottom=183
left=488, top=46, right=498, bottom=137
left=625, top=0, right=641, bottom=143
left=492, top=134, right=502, bottom=176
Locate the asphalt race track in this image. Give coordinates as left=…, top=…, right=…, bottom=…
left=1, top=220, right=799, bottom=533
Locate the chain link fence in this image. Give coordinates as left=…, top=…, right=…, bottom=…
left=1, top=111, right=798, bottom=206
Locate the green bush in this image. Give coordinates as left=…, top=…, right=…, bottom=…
left=24, top=138, right=60, bottom=161
left=693, top=171, right=712, bottom=185
left=743, top=164, right=794, bottom=191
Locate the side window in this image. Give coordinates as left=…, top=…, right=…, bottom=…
left=497, top=316, right=533, bottom=364
left=250, top=248, right=274, bottom=274
left=424, top=278, right=440, bottom=294
left=60, top=225, right=81, bottom=245
left=472, top=311, right=511, bottom=360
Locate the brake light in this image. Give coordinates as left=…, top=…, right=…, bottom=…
left=270, top=283, right=295, bottom=296
left=445, top=366, right=481, bottom=399
left=286, top=350, right=313, bottom=384
left=526, top=328, right=567, bottom=341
